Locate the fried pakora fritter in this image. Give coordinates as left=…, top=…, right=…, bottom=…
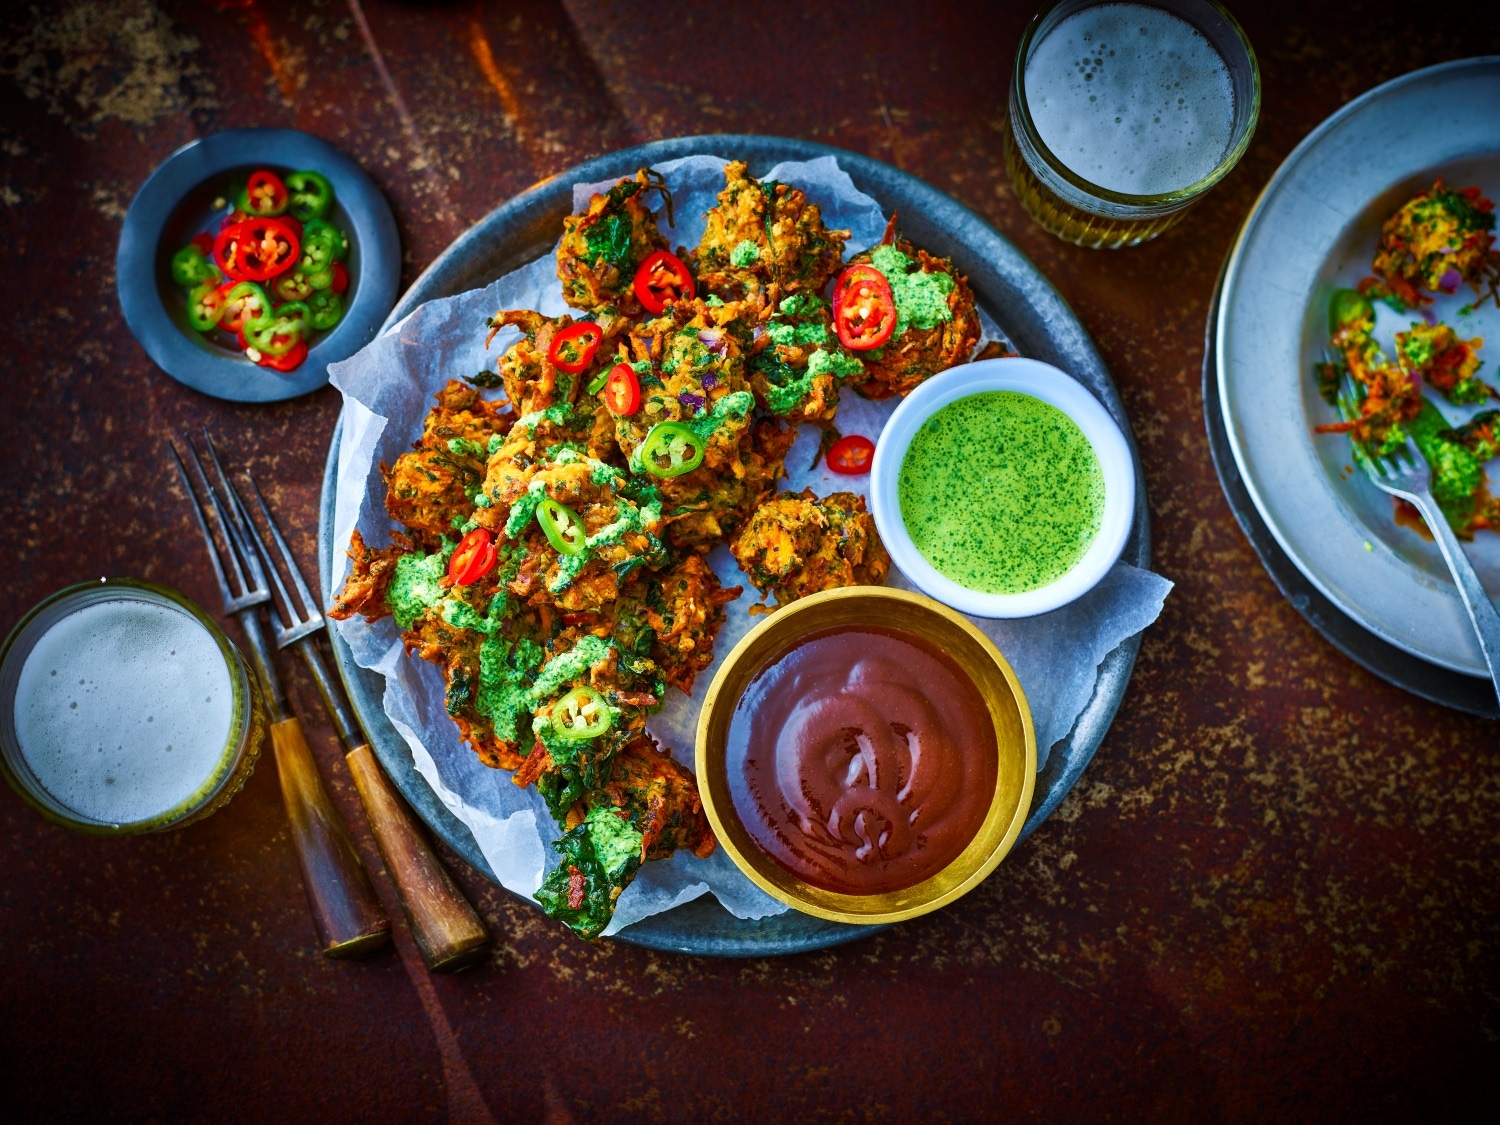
left=656, top=417, right=798, bottom=549
left=329, top=529, right=401, bottom=622
left=521, top=626, right=667, bottom=817
left=382, top=381, right=514, bottom=544
left=691, top=161, right=847, bottom=306
left=1369, top=180, right=1497, bottom=308
left=610, top=300, right=758, bottom=478
left=556, top=169, right=672, bottom=315
left=1313, top=289, right=1498, bottom=541
left=731, top=488, right=890, bottom=607
left=485, top=446, right=667, bottom=612
left=1442, top=409, right=1500, bottom=463
left=843, top=220, right=980, bottom=399
left=1313, top=291, right=1422, bottom=454
left=489, top=309, right=627, bottom=417
left=1395, top=321, right=1492, bottom=406
left=533, top=735, right=715, bottom=941
left=643, top=555, right=741, bottom=694
left=747, top=294, right=865, bottom=424
left=1408, top=399, right=1499, bottom=538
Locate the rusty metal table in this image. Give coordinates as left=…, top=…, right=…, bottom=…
left=2, top=2, right=1497, bottom=1120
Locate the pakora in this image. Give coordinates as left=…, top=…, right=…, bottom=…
left=1395, top=321, right=1492, bottom=406
left=556, top=168, right=672, bottom=316
left=535, top=735, right=714, bottom=941
left=731, top=489, right=890, bottom=607
left=654, top=417, right=799, bottom=550
left=691, top=161, right=848, bottom=306
left=1408, top=400, right=1499, bottom=538
left=747, top=293, right=866, bottom=424
left=1368, top=180, right=1498, bottom=308
left=382, top=380, right=513, bottom=543
left=840, top=218, right=981, bottom=399
left=1442, top=409, right=1500, bottom=463
left=612, top=299, right=758, bottom=478
left=1315, top=233, right=1500, bottom=541
left=1313, top=289, right=1421, bottom=454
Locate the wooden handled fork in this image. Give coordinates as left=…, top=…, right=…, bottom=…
left=172, top=434, right=390, bottom=958
left=229, top=454, right=492, bottom=972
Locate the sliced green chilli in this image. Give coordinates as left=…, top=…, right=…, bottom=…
left=171, top=245, right=220, bottom=287
left=186, top=281, right=227, bottom=331
left=243, top=307, right=309, bottom=356
left=286, top=170, right=333, bottom=222
left=640, top=421, right=705, bottom=478
left=274, top=270, right=315, bottom=303
left=307, top=289, right=344, bottom=330
left=536, top=498, right=587, bottom=555
left=549, top=686, right=611, bottom=740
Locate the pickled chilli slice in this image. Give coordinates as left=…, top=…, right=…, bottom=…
left=640, top=421, right=705, bottom=478
left=537, top=498, right=587, bottom=555
left=549, top=686, right=611, bottom=740
left=285, top=170, right=333, bottom=222
left=833, top=265, right=896, bottom=351
left=257, top=338, right=308, bottom=372
left=171, top=244, right=221, bottom=287
left=548, top=322, right=603, bottom=374
left=220, top=282, right=272, bottom=334
left=448, top=528, right=497, bottom=586
left=238, top=170, right=290, bottom=217
left=214, top=218, right=300, bottom=282
left=306, top=290, right=344, bottom=331
left=186, top=281, right=228, bottom=331
left=243, top=304, right=310, bottom=357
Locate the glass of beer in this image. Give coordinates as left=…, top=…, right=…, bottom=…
left=1006, top=0, right=1260, bottom=248
left=0, top=579, right=264, bottom=835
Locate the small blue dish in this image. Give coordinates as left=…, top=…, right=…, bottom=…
left=117, top=128, right=400, bottom=403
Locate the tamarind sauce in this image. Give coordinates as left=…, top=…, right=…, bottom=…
left=725, top=625, right=997, bottom=895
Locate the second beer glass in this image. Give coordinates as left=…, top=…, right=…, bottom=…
left=1006, top=0, right=1260, bottom=248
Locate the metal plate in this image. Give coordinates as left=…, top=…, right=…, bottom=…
left=116, top=128, right=401, bottom=403
left=1204, top=255, right=1499, bottom=719
left=317, top=135, right=1151, bottom=956
left=1216, top=58, right=1500, bottom=677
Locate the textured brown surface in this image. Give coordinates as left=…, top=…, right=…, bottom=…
left=2, top=2, right=1498, bottom=1120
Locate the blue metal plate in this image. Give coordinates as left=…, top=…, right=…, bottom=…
left=117, top=128, right=400, bottom=403
left=317, top=135, right=1150, bottom=956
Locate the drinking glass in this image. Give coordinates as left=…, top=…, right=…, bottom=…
left=1006, top=0, right=1260, bottom=248
left=0, top=579, right=265, bottom=834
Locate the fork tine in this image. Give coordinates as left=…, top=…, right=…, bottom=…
left=187, top=438, right=255, bottom=597
left=221, top=471, right=296, bottom=633
left=246, top=470, right=321, bottom=627
left=168, top=441, right=237, bottom=610
left=1337, top=371, right=1362, bottom=426
left=197, top=428, right=268, bottom=594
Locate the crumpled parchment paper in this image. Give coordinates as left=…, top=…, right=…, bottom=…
left=329, top=155, right=1172, bottom=936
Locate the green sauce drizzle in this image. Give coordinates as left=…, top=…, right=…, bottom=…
left=869, top=244, right=954, bottom=338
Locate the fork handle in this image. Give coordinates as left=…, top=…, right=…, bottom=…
left=269, top=717, right=392, bottom=957
left=1412, top=492, right=1500, bottom=695
left=345, top=744, right=492, bottom=972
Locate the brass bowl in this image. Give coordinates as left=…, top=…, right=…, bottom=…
left=696, top=586, right=1036, bottom=925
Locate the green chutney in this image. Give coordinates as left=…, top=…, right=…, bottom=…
left=898, top=391, right=1104, bottom=594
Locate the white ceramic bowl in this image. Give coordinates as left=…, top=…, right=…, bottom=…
left=869, top=358, right=1135, bottom=618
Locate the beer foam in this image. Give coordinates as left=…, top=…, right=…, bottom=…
left=15, top=598, right=234, bottom=824
left=1024, top=3, right=1235, bottom=196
